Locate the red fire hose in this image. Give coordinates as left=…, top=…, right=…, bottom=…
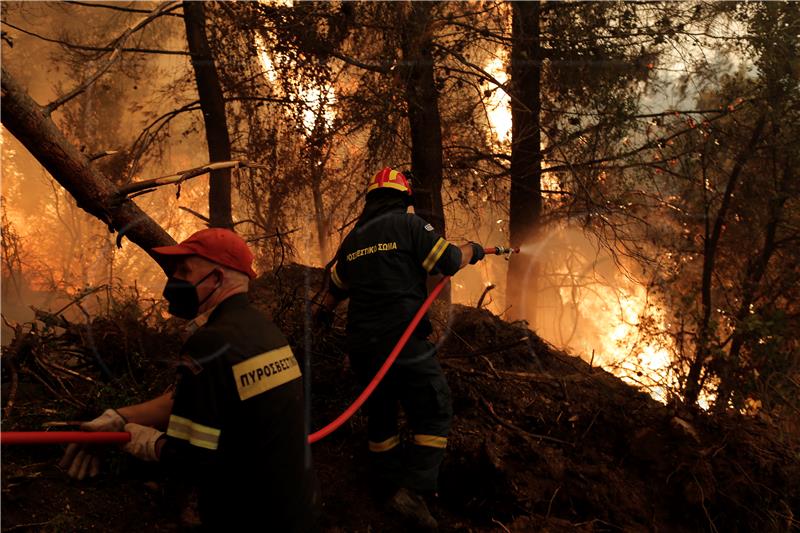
left=307, top=245, right=518, bottom=443
left=1, top=246, right=519, bottom=446
left=0, top=431, right=130, bottom=445
left=308, top=273, right=450, bottom=443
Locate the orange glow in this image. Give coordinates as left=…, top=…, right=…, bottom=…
left=560, top=281, right=674, bottom=402
left=254, top=36, right=336, bottom=133
left=483, top=55, right=511, bottom=144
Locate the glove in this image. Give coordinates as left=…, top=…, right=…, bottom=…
left=59, top=408, right=126, bottom=480
left=469, top=242, right=486, bottom=265
left=313, top=305, right=334, bottom=331
left=122, top=423, right=164, bottom=462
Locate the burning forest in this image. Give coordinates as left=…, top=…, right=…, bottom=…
left=1, top=1, right=798, bottom=532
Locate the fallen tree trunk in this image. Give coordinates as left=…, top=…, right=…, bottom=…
left=1, top=66, right=175, bottom=259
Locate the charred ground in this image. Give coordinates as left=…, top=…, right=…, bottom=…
left=2, top=264, right=798, bottom=532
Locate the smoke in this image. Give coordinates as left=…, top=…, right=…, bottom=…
left=0, top=5, right=214, bottom=339
left=449, top=222, right=677, bottom=402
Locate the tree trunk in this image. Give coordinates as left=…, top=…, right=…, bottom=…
left=311, top=177, right=330, bottom=263
left=183, top=1, right=233, bottom=229
left=506, top=1, right=543, bottom=323
left=1, top=67, right=174, bottom=260
left=400, top=3, right=446, bottom=237
left=306, top=116, right=331, bottom=264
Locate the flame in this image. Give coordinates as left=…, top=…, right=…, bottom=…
left=483, top=56, right=511, bottom=144
left=448, top=224, right=692, bottom=406
left=254, top=35, right=336, bottom=134
left=1, top=128, right=214, bottom=300
left=254, top=34, right=278, bottom=83
left=562, top=282, right=674, bottom=402
left=482, top=57, right=561, bottom=194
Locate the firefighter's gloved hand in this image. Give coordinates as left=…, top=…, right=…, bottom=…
left=313, top=305, right=335, bottom=331
left=59, top=408, right=125, bottom=480
left=122, top=423, right=164, bottom=462
left=469, top=242, right=486, bottom=264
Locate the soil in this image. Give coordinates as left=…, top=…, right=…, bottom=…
left=2, top=263, right=798, bottom=532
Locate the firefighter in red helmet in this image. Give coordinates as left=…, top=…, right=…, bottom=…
left=60, top=228, right=318, bottom=531
left=317, top=167, right=485, bottom=529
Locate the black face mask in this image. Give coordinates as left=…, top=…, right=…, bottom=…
left=163, top=270, right=220, bottom=320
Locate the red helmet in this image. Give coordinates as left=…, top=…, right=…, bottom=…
left=367, top=167, right=412, bottom=196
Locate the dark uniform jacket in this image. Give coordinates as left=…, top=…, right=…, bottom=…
left=160, top=293, right=317, bottom=531
left=329, top=208, right=461, bottom=354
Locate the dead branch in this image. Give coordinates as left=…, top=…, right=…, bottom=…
left=1, top=20, right=189, bottom=56
left=34, top=356, right=86, bottom=408
left=246, top=228, right=301, bottom=244
left=440, top=337, right=528, bottom=359
left=116, top=160, right=266, bottom=198
left=4, top=521, right=54, bottom=532
left=20, top=367, right=84, bottom=409
left=42, top=359, right=96, bottom=384
left=1, top=313, right=15, bottom=329
left=491, top=518, right=512, bottom=533
left=179, top=206, right=211, bottom=224
left=43, top=2, right=182, bottom=115
left=545, top=103, right=750, bottom=174
left=444, top=359, right=589, bottom=384
left=329, top=49, right=394, bottom=74
left=52, top=285, right=108, bottom=317
left=64, top=1, right=184, bottom=16
left=127, top=96, right=291, bottom=178
left=577, top=409, right=602, bottom=443
left=128, top=102, right=202, bottom=172
left=2, top=323, right=25, bottom=418
left=88, top=150, right=119, bottom=161
left=480, top=355, right=502, bottom=379
left=479, top=395, right=573, bottom=447
left=546, top=486, right=562, bottom=520
left=476, top=283, right=496, bottom=308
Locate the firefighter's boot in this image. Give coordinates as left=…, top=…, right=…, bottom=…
left=387, top=487, right=438, bottom=531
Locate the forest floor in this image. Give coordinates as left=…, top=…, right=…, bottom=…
left=2, top=264, right=799, bottom=532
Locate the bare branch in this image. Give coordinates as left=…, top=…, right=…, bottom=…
left=246, top=228, right=301, bottom=244
left=64, top=1, right=184, bottom=17
left=43, top=1, right=182, bottom=115
left=178, top=206, right=210, bottom=224
left=329, top=49, right=393, bottom=74
left=545, top=104, right=745, bottom=174
left=117, top=160, right=267, bottom=198
left=88, top=150, right=119, bottom=161
left=1, top=20, right=190, bottom=56
left=127, top=95, right=293, bottom=177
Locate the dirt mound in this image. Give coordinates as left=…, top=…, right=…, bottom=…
left=253, top=264, right=800, bottom=532
left=2, top=263, right=798, bottom=532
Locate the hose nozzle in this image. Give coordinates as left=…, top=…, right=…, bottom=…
left=483, top=246, right=521, bottom=256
